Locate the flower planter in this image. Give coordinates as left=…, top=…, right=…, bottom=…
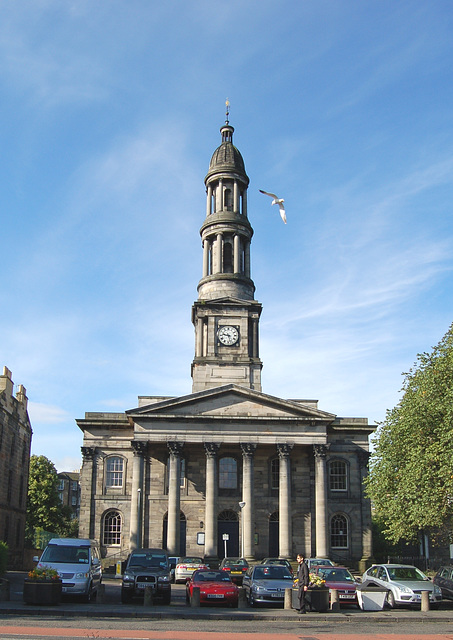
left=292, top=587, right=330, bottom=612
left=306, top=587, right=330, bottom=612
left=23, top=579, right=62, bottom=605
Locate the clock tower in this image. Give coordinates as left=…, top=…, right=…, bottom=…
left=191, top=114, right=263, bottom=392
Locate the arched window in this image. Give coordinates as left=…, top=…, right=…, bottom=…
left=103, top=510, right=122, bottom=546
left=218, top=509, right=238, bottom=522
left=270, top=458, right=279, bottom=490
left=329, top=460, right=348, bottom=492
left=223, top=242, right=233, bottom=273
left=330, top=514, right=348, bottom=549
left=224, top=188, right=233, bottom=211
left=105, top=456, right=124, bottom=488
left=219, top=457, right=237, bottom=489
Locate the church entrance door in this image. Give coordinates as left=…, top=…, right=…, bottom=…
left=217, top=510, right=239, bottom=558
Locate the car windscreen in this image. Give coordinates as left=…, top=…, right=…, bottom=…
left=254, top=566, right=292, bottom=580
left=40, top=545, right=90, bottom=564
left=129, top=553, right=168, bottom=568
left=389, top=567, right=426, bottom=581
left=318, top=568, right=354, bottom=582
left=179, top=557, right=202, bottom=564
left=194, top=571, right=230, bottom=582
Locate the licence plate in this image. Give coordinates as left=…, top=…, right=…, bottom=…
left=339, top=594, right=353, bottom=599
left=207, top=594, right=224, bottom=598
left=231, top=571, right=242, bottom=575
left=62, top=587, right=68, bottom=593
left=271, top=593, right=282, bottom=598
left=137, top=583, right=154, bottom=589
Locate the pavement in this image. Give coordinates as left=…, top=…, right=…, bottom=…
left=3, top=572, right=453, bottom=623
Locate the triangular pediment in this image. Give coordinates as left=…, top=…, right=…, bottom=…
left=127, top=384, right=335, bottom=422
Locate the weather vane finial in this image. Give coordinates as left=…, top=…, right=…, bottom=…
left=225, top=98, right=230, bottom=124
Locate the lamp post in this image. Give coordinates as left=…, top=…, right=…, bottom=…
left=238, top=501, right=246, bottom=558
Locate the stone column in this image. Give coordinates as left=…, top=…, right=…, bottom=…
left=206, top=185, right=212, bottom=216
left=130, top=441, right=147, bottom=550
left=313, top=444, right=329, bottom=558
left=244, top=241, right=250, bottom=278
left=204, top=443, right=220, bottom=559
left=203, top=239, right=210, bottom=277
left=196, top=317, right=203, bottom=357
left=242, top=188, right=247, bottom=216
left=358, top=450, right=373, bottom=572
left=233, top=234, right=241, bottom=274
left=241, top=443, right=257, bottom=560
left=167, top=441, right=183, bottom=556
left=80, top=447, right=96, bottom=540
left=277, top=443, right=293, bottom=558
left=233, top=180, right=239, bottom=212
left=215, top=233, right=223, bottom=274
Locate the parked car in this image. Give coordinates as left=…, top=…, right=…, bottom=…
left=242, top=564, right=294, bottom=607
left=362, top=564, right=442, bottom=609
left=175, top=556, right=209, bottom=583
left=218, top=557, right=249, bottom=584
left=307, top=558, right=334, bottom=570
left=121, top=548, right=171, bottom=604
left=186, top=570, right=239, bottom=607
left=434, top=566, right=453, bottom=600
left=260, top=558, right=293, bottom=575
left=34, top=538, right=102, bottom=602
left=311, top=565, right=358, bottom=605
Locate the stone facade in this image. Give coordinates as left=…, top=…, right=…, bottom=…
left=0, top=366, right=32, bottom=569
left=77, top=118, right=375, bottom=570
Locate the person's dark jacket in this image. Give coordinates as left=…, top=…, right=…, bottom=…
left=298, top=561, right=309, bottom=590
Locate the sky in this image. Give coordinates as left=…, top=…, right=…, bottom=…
left=1, top=0, right=453, bottom=473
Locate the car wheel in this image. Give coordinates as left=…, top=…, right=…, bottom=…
left=386, top=590, right=395, bottom=608
left=82, top=583, right=93, bottom=603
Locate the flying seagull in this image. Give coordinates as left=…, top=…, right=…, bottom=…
left=259, top=189, right=287, bottom=224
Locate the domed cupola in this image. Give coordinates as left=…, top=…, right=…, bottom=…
left=197, top=112, right=255, bottom=302
left=205, top=123, right=248, bottom=183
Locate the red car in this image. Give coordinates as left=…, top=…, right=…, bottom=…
left=186, top=570, right=239, bottom=607
left=312, top=566, right=358, bottom=605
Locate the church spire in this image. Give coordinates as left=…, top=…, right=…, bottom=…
left=191, top=116, right=263, bottom=393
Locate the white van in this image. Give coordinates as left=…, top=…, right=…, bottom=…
left=35, top=538, right=102, bottom=601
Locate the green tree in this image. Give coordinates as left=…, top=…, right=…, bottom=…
left=25, top=455, right=78, bottom=543
left=366, top=323, right=453, bottom=543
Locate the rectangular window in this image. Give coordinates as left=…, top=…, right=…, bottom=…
left=329, top=461, right=347, bottom=491
left=219, top=457, right=237, bottom=489
left=106, top=457, right=124, bottom=487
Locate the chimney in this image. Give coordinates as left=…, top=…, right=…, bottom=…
left=0, top=366, right=14, bottom=397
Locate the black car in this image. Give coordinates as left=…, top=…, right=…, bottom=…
left=218, top=557, right=249, bottom=584
left=434, top=566, right=453, bottom=600
left=121, top=548, right=171, bottom=604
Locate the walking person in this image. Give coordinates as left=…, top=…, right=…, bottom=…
left=296, top=553, right=309, bottom=614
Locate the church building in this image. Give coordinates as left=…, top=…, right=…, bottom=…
left=77, top=116, right=374, bottom=570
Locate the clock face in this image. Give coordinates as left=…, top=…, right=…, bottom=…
left=217, top=325, right=239, bottom=346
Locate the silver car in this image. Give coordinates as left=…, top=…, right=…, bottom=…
left=362, top=563, right=442, bottom=608
left=242, top=564, right=294, bottom=606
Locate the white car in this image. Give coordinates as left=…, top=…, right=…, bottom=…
left=174, top=556, right=208, bottom=583
left=362, top=563, right=442, bottom=608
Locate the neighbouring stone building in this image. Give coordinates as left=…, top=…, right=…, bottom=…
left=0, top=366, right=32, bottom=568
left=77, top=117, right=375, bottom=570
left=57, top=471, right=81, bottom=521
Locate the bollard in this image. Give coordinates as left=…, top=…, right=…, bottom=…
left=143, top=586, right=153, bottom=607
left=284, top=588, right=292, bottom=610
left=238, top=587, right=248, bottom=609
left=421, top=590, right=430, bottom=612
left=191, top=586, right=200, bottom=607
left=330, top=588, right=340, bottom=612
left=0, top=579, right=10, bottom=602
left=96, top=583, right=106, bottom=604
